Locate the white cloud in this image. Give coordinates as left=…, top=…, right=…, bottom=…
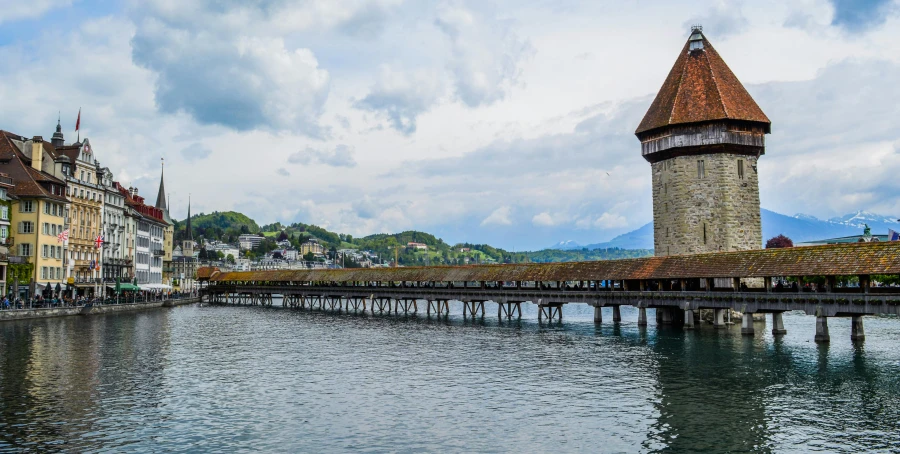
left=435, top=2, right=533, bottom=107
left=0, top=0, right=72, bottom=23
left=354, top=66, right=446, bottom=135
left=130, top=1, right=337, bottom=135
left=594, top=212, right=628, bottom=229
left=531, top=212, right=558, bottom=227
left=288, top=144, right=357, bottom=167
left=481, top=206, right=513, bottom=226
left=2, top=0, right=900, bottom=251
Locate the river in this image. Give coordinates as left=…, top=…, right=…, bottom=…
left=1, top=303, right=899, bottom=453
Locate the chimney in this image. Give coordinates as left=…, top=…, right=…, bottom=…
left=31, top=136, right=44, bottom=171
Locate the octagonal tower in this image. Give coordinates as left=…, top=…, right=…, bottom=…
left=636, top=27, right=771, bottom=257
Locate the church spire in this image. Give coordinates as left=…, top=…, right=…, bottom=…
left=155, top=158, right=167, bottom=212
left=186, top=195, right=193, bottom=241
left=51, top=112, right=65, bottom=147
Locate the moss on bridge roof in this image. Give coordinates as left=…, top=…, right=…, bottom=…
left=203, top=241, right=900, bottom=283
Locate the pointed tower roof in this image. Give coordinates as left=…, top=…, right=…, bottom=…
left=155, top=158, right=167, bottom=212
left=51, top=114, right=65, bottom=147
left=635, top=27, right=770, bottom=136
left=186, top=195, right=193, bottom=241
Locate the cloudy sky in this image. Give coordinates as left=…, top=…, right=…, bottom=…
left=0, top=0, right=898, bottom=250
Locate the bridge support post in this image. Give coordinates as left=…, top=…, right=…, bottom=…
left=612, top=306, right=621, bottom=323
left=713, top=309, right=726, bottom=329
left=741, top=312, right=755, bottom=335
left=771, top=312, right=787, bottom=335
left=851, top=315, right=865, bottom=342
left=815, top=316, right=830, bottom=343
left=684, top=308, right=696, bottom=330
left=593, top=306, right=602, bottom=324
left=637, top=307, right=647, bottom=326
left=658, top=307, right=673, bottom=325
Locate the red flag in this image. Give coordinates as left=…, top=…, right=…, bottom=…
left=75, top=108, right=81, bottom=131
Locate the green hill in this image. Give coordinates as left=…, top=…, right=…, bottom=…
left=177, top=211, right=651, bottom=264
left=174, top=211, right=259, bottom=244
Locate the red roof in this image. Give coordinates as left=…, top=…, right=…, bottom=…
left=635, top=30, right=770, bottom=135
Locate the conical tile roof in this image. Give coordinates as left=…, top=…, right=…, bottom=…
left=636, top=30, right=770, bottom=135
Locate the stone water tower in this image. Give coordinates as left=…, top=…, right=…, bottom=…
left=636, top=26, right=770, bottom=257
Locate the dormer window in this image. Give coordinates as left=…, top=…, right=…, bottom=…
left=689, top=26, right=704, bottom=51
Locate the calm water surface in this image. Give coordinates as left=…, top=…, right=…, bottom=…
left=1, top=302, right=899, bottom=453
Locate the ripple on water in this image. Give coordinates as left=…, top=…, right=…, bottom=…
left=0, top=304, right=899, bottom=453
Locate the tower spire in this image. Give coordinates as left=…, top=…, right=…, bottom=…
left=186, top=195, right=193, bottom=241
left=155, top=157, right=167, bottom=212
left=51, top=112, right=65, bottom=147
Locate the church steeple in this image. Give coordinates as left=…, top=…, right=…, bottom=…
left=51, top=113, right=65, bottom=147
left=155, top=158, right=167, bottom=213
left=185, top=195, right=193, bottom=241
left=183, top=195, right=194, bottom=257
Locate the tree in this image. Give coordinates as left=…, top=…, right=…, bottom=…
left=226, top=254, right=235, bottom=264
left=277, top=231, right=289, bottom=241
left=303, top=252, right=316, bottom=262
left=766, top=235, right=794, bottom=249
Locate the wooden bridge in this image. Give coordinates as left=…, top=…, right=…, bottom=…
left=199, top=242, right=900, bottom=343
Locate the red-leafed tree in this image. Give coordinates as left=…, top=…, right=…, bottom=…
left=765, top=234, right=794, bottom=249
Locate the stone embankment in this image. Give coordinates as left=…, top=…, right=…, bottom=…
left=0, top=297, right=201, bottom=322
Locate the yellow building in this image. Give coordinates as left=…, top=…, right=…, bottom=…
left=0, top=133, right=69, bottom=297
left=50, top=139, right=105, bottom=294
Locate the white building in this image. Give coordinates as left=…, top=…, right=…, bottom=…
left=239, top=234, right=264, bottom=250
left=99, top=167, right=128, bottom=284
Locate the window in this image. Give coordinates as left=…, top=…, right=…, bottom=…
left=41, top=267, right=48, bottom=280
left=42, top=223, right=49, bottom=235
left=703, top=223, right=708, bottom=244
left=80, top=170, right=85, bottom=181
left=738, top=160, right=745, bottom=180
left=697, top=160, right=706, bottom=179
left=19, top=243, right=31, bottom=256
left=80, top=189, right=84, bottom=199
left=0, top=205, right=7, bottom=221
left=44, top=202, right=50, bottom=214
left=43, top=245, right=49, bottom=257
left=19, top=221, right=34, bottom=234
left=20, top=200, right=34, bottom=212
left=0, top=226, right=7, bottom=239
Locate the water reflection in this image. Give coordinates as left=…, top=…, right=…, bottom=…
left=0, top=306, right=898, bottom=452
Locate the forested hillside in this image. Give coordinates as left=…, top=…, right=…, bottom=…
left=175, top=212, right=654, bottom=265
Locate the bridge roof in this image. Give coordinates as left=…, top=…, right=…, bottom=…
left=204, top=241, right=900, bottom=283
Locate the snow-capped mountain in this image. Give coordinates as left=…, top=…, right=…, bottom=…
left=550, top=240, right=582, bottom=250
left=825, top=211, right=900, bottom=229
left=546, top=209, right=900, bottom=251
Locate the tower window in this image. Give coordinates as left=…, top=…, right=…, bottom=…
left=703, top=224, right=708, bottom=244
left=689, top=26, right=704, bottom=51
left=738, top=160, right=745, bottom=179
left=697, top=160, right=706, bottom=179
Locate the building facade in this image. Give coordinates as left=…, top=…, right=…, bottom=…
left=0, top=134, right=69, bottom=297
left=52, top=138, right=105, bottom=293
left=99, top=167, right=129, bottom=284
left=635, top=27, right=770, bottom=257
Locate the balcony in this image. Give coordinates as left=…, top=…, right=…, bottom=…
left=153, top=249, right=165, bottom=256
left=8, top=255, right=29, bottom=264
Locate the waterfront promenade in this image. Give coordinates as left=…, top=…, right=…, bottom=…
left=0, top=295, right=201, bottom=322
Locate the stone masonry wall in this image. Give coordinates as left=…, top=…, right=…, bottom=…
left=652, top=152, right=762, bottom=257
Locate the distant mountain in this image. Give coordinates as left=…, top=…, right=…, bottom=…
left=578, top=222, right=655, bottom=250
left=550, top=240, right=582, bottom=250
left=547, top=209, right=900, bottom=252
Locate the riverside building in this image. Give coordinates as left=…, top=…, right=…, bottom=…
left=0, top=133, right=69, bottom=297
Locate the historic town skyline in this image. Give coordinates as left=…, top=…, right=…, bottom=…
left=0, top=0, right=898, bottom=250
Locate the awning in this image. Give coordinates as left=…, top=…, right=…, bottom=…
left=107, top=283, right=141, bottom=291
left=138, top=283, right=173, bottom=290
